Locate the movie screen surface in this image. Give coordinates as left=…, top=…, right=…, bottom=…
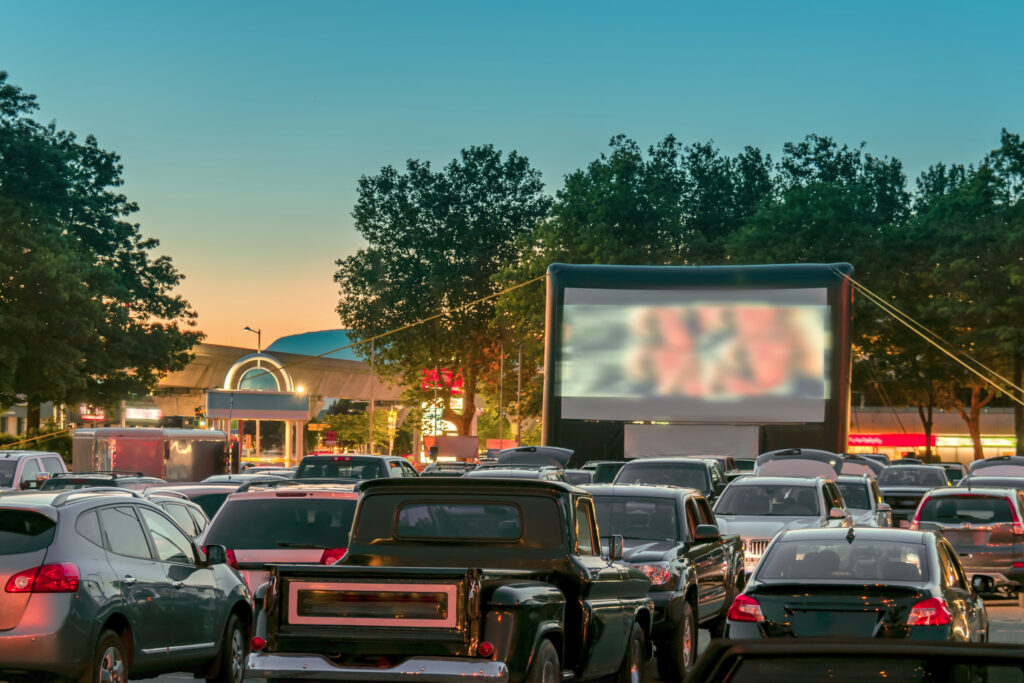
left=558, top=287, right=830, bottom=423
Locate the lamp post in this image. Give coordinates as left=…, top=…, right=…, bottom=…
left=243, top=326, right=262, bottom=357
left=243, top=326, right=262, bottom=460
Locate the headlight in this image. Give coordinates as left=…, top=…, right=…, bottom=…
left=633, top=562, right=672, bottom=586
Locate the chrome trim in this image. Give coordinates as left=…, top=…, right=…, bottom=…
left=141, top=642, right=216, bottom=655
left=246, top=652, right=508, bottom=681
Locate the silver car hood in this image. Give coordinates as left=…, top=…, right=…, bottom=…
left=715, top=515, right=825, bottom=539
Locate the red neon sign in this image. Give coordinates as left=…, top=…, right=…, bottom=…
left=421, top=369, right=463, bottom=395
left=848, top=433, right=935, bottom=448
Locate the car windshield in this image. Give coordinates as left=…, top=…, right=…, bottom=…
left=878, top=467, right=948, bottom=488
left=757, top=539, right=929, bottom=583
left=592, top=496, right=679, bottom=542
left=615, top=463, right=709, bottom=491
left=0, top=510, right=56, bottom=554
left=836, top=481, right=871, bottom=510
left=296, top=458, right=384, bottom=480
left=396, top=502, right=522, bottom=540
left=918, top=495, right=1014, bottom=525
left=204, top=498, right=357, bottom=549
left=715, top=484, right=820, bottom=516
left=0, top=461, right=16, bottom=488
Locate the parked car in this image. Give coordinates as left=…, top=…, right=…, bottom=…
left=0, top=487, right=252, bottom=682
left=940, top=462, right=968, bottom=484
left=144, top=484, right=242, bottom=519
left=836, top=474, right=893, bottom=527
left=40, top=471, right=166, bottom=491
left=586, top=483, right=745, bottom=680
left=199, top=484, right=358, bottom=592
left=713, top=476, right=852, bottom=575
left=463, top=464, right=569, bottom=482
left=755, top=448, right=884, bottom=479
left=0, top=451, right=68, bottom=492
left=614, top=457, right=728, bottom=503
left=202, top=473, right=288, bottom=484
left=564, top=469, right=594, bottom=485
left=725, top=527, right=990, bottom=642
left=294, top=453, right=419, bottom=481
left=689, top=639, right=1023, bottom=683
left=147, top=495, right=211, bottom=538
left=237, top=466, right=295, bottom=478
left=877, top=465, right=950, bottom=526
left=248, top=478, right=654, bottom=682
left=679, top=454, right=742, bottom=481
left=911, top=486, right=1024, bottom=604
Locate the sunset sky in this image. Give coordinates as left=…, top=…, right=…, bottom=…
left=2, top=1, right=1021, bottom=351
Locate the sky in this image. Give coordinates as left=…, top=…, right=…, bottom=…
left=2, top=1, right=1022, bottom=350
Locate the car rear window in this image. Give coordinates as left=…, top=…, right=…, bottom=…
left=614, top=463, right=709, bottom=491
left=878, top=467, right=948, bottom=487
left=918, top=495, right=1014, bottom=525
left=396, top=502, right=522, bottom=540
left=758, top=540, right=928, bottom=583
left=836, top=481, right=871, bottom=509
left=204, top=498, right=357, bottom=549
left=592, top=496, right=679, bottom=542
left=191, top=493, right=231, bottom=519
left=0, top=461, right=16, bottom=488
left=715, top=484, right=820, bottom=516
left=0, top=510, right=56, bottom=554
left=296, top=458, right=384, bottom=480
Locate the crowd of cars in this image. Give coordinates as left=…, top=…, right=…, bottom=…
left=2, top=445, right=1024, bottom=681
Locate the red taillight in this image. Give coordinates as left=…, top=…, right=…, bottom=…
left=909, top=497, right=929, bottom=531
left=1008, top=500, right=1024, bottom=536
left=319, top=548, right=347, bottom=565
left=478, top=641, right=495, bottom=658
left=1013, top=561, right=1024, bottom=569
left=726, top=594, right=764, bottom=623
left=907, top=597, right=951, bottom=626
left=5, top=563, right=80, bottom=594
left=250, top=636, right=266, bottom=651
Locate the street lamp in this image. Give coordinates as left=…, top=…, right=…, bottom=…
left=243, top=326, right=262, bottom=355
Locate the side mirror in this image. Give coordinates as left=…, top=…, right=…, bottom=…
left=609, top=535, right=624, bottom=562
left=972, top=575, right=995, bottom=595
left=694, top=524, right=721, bottom=542
left=828, top=507, right=846, bottom=519
left=877, top=502, right=892, bottom=512
left=205, top=544, right=228, bottom=566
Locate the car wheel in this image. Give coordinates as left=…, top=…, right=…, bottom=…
left=526, top=638, right=559, bottom=683
left=613, top=621, right=645, bottom=683
left=657, top=601, right=696, bottom=683
left=80, top=629, right=127, bottom=683
left=207, top=614, right=247, bottom=683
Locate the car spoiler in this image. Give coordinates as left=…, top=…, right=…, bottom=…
left=496, top=445, right=573, bottom=467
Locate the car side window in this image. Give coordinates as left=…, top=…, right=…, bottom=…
left=19, top=458, right=40, bottom=485
left=402, top=462, right=418, bottom=477
left=42, top=456, right=65, bottom=474
left=187, top=506, right=209, bottom=533
left=824, top=483, right=843, bottom=510
left=164, top=503, right=198, bottom=536
left=937, top=543, right=966, bottom=590
left=871, top=480, right=884, bottom=505
left=76, top=510, right=104, bottom=548
left=139, top=508, right=195, bottom=564
left=388, top=461, right=405, bottom=478
left=695, top=497, right=716, bottom=527
left=709, top=465, right=724, bottom=488
left=98, top=506, right=153, bottom=559
left=575, top=499, right=599, bottom=556
left=684, top=499, right=699, bottom=538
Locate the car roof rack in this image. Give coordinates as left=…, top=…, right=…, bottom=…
left=49, top=470, right=145, bottom=479
left=52, top=487, right=144, bottom=507
left=237, top=477, right=362, bottom=493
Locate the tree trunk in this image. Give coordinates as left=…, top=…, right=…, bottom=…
left=1016, top=350, right=1024, bottom=456
left=917, top=403, right=934, bottom=461
left=955, top=386, right=997, bottom=461
left=25, top=402, right=41, bottom=433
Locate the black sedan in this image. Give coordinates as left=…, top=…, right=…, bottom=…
left=725, top=528, right=990, bottom=642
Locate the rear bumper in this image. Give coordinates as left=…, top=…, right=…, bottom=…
left=0, top=594, right=91, bottom=678
left=725, top=621, right=955, bottom=641
left=246, top=652, right=509, bottom=682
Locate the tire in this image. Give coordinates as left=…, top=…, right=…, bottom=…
left=613, top=621, right=645, bottom=683
left=656, top=601, right=696, bottom=683
left=526, top=638, right=560, bottom=683
left=207, top=614, right=247, bottom=683
left=79, top=629, right=127, bottom=683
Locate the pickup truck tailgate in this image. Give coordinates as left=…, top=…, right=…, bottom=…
left=267, top=565, right=480, bottom=658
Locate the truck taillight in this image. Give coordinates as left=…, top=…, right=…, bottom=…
left=319, top=548, right=347, bottom=565
left=5, top=563, right=80, bottom=593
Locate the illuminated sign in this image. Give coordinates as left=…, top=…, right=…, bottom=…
left=848, top=433, right=934, bottom=448
left=125, top=407, right=162, bottom=421
left=935, top=436, right=1017, bottom=448
left=78, top=404, right=106, bottom=422
left=421, top=369, right=463, bottom=395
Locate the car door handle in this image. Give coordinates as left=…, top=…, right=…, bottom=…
left=122, top=576, right=138, bottom=586
left=171, top=580, right=184, bottom=589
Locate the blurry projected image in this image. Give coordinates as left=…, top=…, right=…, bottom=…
left=559, top=288, right=829, bottom=422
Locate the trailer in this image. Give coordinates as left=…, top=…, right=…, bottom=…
left=72, top=428, right=231, bottom=482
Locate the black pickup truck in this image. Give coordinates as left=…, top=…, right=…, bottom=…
left=585, top=483, right=745, bottom=681
left=247, top=478, right=654, bottom=682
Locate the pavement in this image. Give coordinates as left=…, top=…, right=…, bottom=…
left=149, top=597, right=1024, bottom=681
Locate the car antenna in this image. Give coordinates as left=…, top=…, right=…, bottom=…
left=846, top=526, right=855, bottom=544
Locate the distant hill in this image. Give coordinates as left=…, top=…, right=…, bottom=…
left=266, top=329, right=361, bottom=361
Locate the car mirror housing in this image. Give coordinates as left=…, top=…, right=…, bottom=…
left=828, top=507, right=846, bottom=519
left=694, top=524, right=721, bottom=542
left=877, top=502, right=892, bottom=512
left=972, top=575, right=996, bottom=595
left=205, top=544, right=228, bottom=566
left=609, top=535, right=624, bottom=562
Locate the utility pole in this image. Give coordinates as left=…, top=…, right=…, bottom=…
left=516, top=343, right=523, bottom=446
left=498, top=346, right=504, bottom=444
left=368, top=339, right=375, bottom=454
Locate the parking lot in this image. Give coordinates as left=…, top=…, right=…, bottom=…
left=148, top=598, right=1024, bottom=681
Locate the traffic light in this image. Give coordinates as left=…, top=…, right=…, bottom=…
left=194, top=405, right=207, bottom=428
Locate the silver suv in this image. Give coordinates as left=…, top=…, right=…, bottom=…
left=0, top=488, right=252, bottom=682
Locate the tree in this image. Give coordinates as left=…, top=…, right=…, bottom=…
left=0, top=72, right=203, bottom=422
left=335, top=145, right=550, bottom=436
